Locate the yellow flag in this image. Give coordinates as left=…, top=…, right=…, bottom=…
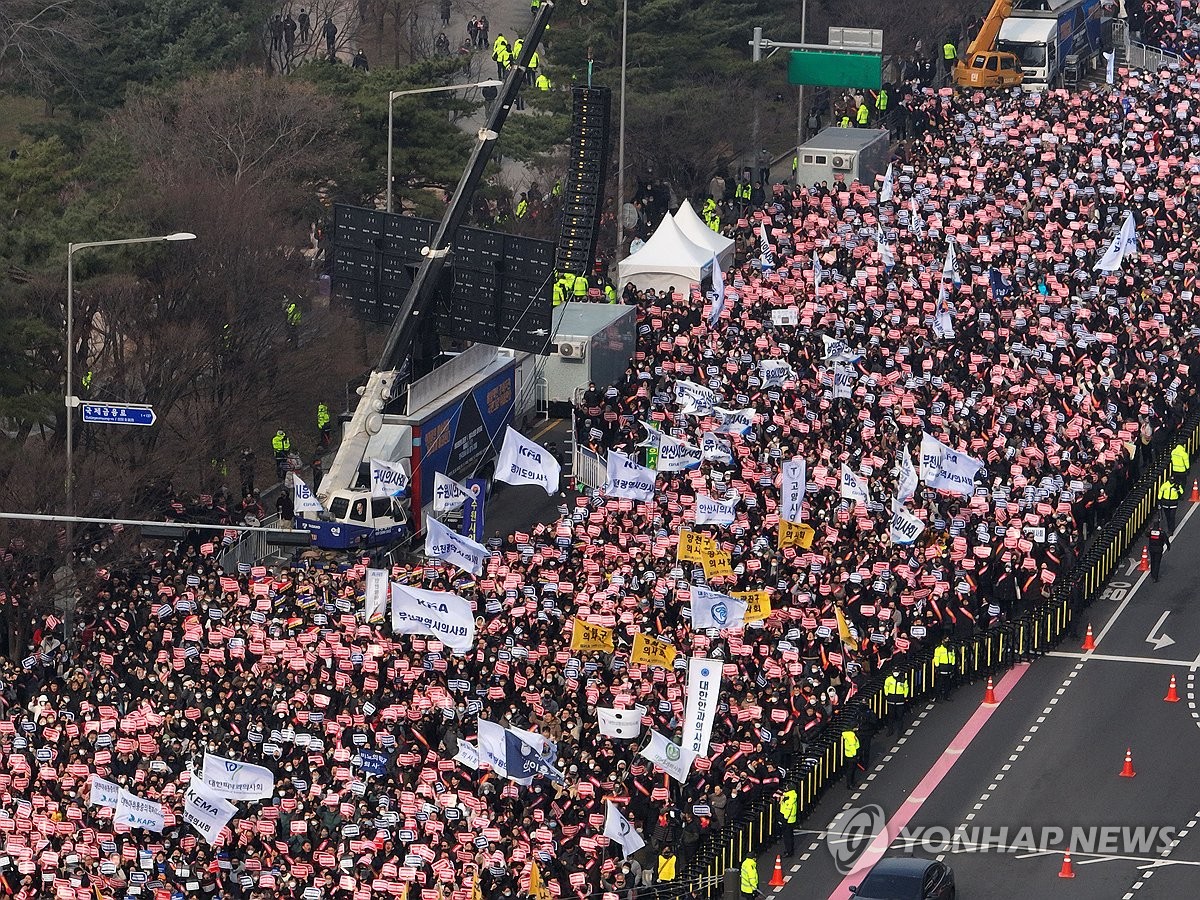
left=778, top=519, right=815, bottom=550
left=631, top=632, right=678, bottom=668
left=570, top=618, right=615, bottom=653
left=834, top=606, right=854, bottom=644
left=699, top=545, right=734, bottom=579
left=530, top=860, right=551, bottom=900
left=677, top=530, right=711, bottom=562
left=733, top=590, right=771, bottom=622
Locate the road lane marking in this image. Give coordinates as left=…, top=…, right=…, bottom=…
left=827, top=665, right=1031, bottom=899
left=1047, top=651, right=1197, bottom=667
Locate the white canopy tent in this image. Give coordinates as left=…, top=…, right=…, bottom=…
left=673, top=200, right=734, bottom=267
left=617, top=214, right=714, bottom=294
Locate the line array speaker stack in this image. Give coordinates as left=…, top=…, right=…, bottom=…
left=555, top=86, right=612, bottom=277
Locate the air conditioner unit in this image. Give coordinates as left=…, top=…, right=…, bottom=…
left=830, top=153, right=854, bottom=171
left=557, top=340, right=587, bottom=359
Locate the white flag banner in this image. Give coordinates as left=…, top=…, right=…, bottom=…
left=812, top=249, right=824, bottom=290
left=425, top=515, right=489, bottom=576
left=715, top=406, right=755, bottom=435
left=369, top=457, right=409, bottom=498
left=759, top=358, right=793, bottom=387
left=433, top=472, right=474, bottom=512
left=1093, top=211, right=1137, bottom=271
left=597, top=707, right=644, bottom=739
left=454, top=741, right=480, bottom=770
left=390, top=583, right=476, bottom=654
left=114, top=788, right=165, bottom=832
left=877, top=231, right=895, bottom=270
left=683, top=657, right=722, bottom=757
left=639, top=729, right=696, bottom=783
left=708, top=255, right=726, bottom=326
left=1104, top=49, right=1115, bottom=84
left=840, top=464, right=870, bottom=505
left=604, top=801, right=648, bottom=858
left=694, top=493, right=737, bottom=527
left=879, top=162, right=894, bottom=203
left=910, top=196, right=924, bottom=235
left=675, top=379, right=718, bottom=416
left=942, top=239, right=959, bottom=284
left=638, top=420, right=663, bottom=449
left=89, top=775, right=120, bottom=809
left=201, top=753, right=275, bottom=801
left=605, top=450, right=657, bottom=500
left=656, top=432, right=702, bottom=472
left=771, top=307, right=799, bottom=326
left=700, top=432, right=733, bottom=464
left=822, top=334, right=862, bottom=364
left=781, top=458, right=806, bottom=523
left=897, top=449, right=919, bottom=503
left=293, top=476, right=322, bottom=514
left=364, top=567, right=389, bottom=622
left=920, top=432, right=948, bottom=482
left=182, top=782, right=237, bottom=845
left=931, top=446, right=984, bottom=497
left=833, top=362, right=855, bottom=400
left=890, top=502, right=926, bottom=545
left=690, top=584, right=746, bottom=631
left=494, top=426, right=560, bottom=493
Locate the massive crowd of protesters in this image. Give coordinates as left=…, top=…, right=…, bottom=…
left=2, top=45, right=1200, bottom=900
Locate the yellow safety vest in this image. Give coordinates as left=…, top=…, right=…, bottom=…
left=856, top=104, right=869, bottom=125
left=740, top=859, right=758, bottom=892
left=842, top=729, right=859, bottom=758
left=884, top=675, right=909, bottom=698
left=933, top=645, right=956, bottom=667
left=658, top=854, right=676, bottom=881
left=943, top=42, right=957, bottom=60
left=876, top=89, right=888, bottom=111
left=1171, top=444, right=1189, bottom=473
left=536, top=73, right=551, bottom=90
left=1159, top=481, right=1183, bottom=501
left=779, top=789, right=798, bottom=823
left=317, top=404, right=330, bottom=428
left=272, top=432, right=290, bottom=452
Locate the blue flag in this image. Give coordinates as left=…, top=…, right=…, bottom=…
left=359, top=750, right=389, bottom=777
left=503, top=730, right=564, bottom=783
left=988, top=268, right=1011, bottom=301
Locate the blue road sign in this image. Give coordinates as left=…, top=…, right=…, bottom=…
left=80, top=402, right=157, bottom=427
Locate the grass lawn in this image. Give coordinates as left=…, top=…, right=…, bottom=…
left=0, top=94, right=50, bottom=149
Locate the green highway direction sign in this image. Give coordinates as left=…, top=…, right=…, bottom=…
left=788, top=50, right=882, bottom=90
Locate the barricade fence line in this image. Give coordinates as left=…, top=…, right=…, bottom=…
left=645, top=404, right=1200, bottom=899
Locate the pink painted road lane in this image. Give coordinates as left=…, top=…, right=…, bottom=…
left=829, top=663, right=1033, bottom=899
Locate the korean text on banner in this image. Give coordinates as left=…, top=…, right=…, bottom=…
left=201, top=753, right=275, bottom=801
left=495, top=426, right=560, bottom=493
left=682, top=657, right=721, bottom=757
left=390, top=583, right=476, bottom=654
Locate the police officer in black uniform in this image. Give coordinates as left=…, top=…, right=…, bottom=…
left=1148, top=515, right=1171, bottom=582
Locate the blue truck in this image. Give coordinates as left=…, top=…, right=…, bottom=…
left=996, top=0, right=1104, bottom=90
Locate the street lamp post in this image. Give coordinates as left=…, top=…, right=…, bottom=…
left=616, top=0, right=629, bottom=258
left=386, top=80, right=504, bottom=214
left=64, top=232, right=196, bottom=550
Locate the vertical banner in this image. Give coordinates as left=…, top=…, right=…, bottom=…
left=682, top=657, right=722, bottom=757
left=460, top=478, right=487, bottom=544
left=364, top=568, right=388, bottom=622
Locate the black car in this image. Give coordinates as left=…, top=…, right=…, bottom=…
left=849, top=857, right=956, bottom=899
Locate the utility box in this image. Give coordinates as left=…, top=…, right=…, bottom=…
left=542, top=302, right=636, bottom=407
left=793, top=126, right=891, bottom=189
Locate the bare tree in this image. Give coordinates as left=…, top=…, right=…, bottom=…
left=0, top=0, right=88, bottom=111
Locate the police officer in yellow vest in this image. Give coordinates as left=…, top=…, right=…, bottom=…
left=740, top=855, right=758, bottom=898
left=778, top=787, right=798, bottom=857
left=657, top=846, right=677, bottom=882
left=842, top=725, right=861, bottom=788
left=317, top=402, right=331, bottom=447
left=856, top=102, right=870, bottom=127
left=883, top=668, right=909, bottom=734
left=272, top=429, right=291, bottom=478
left=942, top=39, right=957, bottom=74
left=572, top=272, right=589, bottom=300
left=552, top=274, right=567, bottom=307
left=535, top=72, right=551, bottom=90
left=1158, top=478, right=1183, bottom=533
left=875, top=87, right=888, bottom=116
left=1171, top=441, right=1189, bottom=487
left=933, top=636, right=957, bottom=701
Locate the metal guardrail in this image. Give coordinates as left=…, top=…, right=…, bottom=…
left=572, top=445, right=608, bottom=491
left=216, top=513, right=283, bottom=572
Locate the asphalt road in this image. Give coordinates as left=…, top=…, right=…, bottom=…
left=754, top=490, right=1200, bottom=900
left=482, top=416, right=579, bottom=538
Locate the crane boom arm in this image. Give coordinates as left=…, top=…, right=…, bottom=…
left=965, top=0, right=1015, bottom=58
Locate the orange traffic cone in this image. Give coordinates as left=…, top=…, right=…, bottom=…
left=983, top=676, right=997, bottom=704
left=1058, top=851, right=1075, bottom=878
left=1119, top=748, right=1136, bottom=778
left=769, top=855, right=786, bottom=887
left=1081, top=625, right=1096, bottom=652
left=1191, top=479, right=1199, bottom=502
left=1165, top=675, right=1181, bottom=703
left=1139, top=545, right=1150, bottom=572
